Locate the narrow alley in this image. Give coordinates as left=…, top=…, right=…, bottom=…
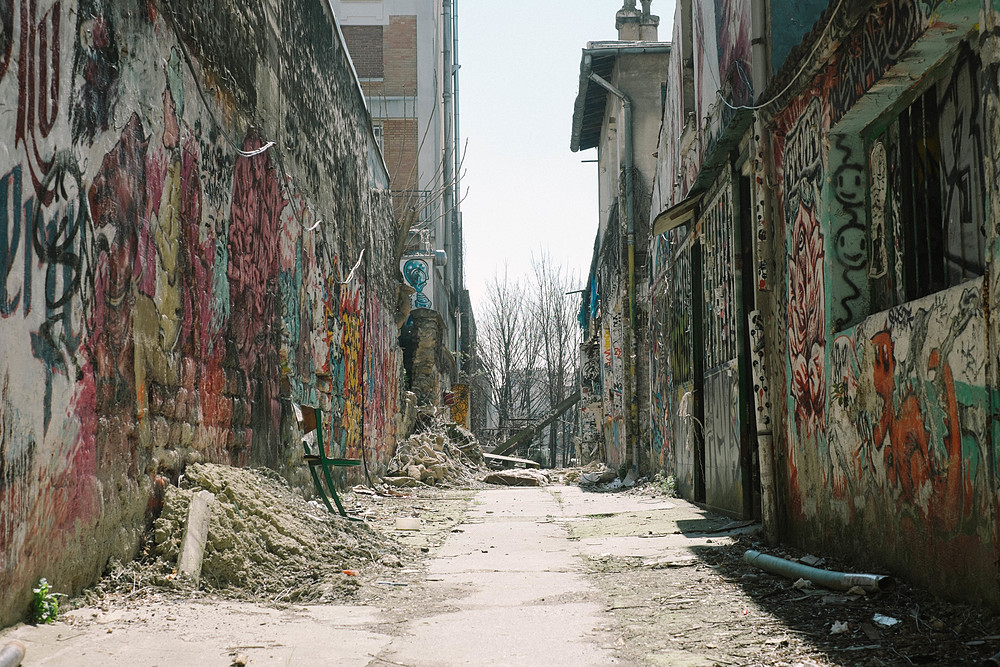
left=5, top=0, right=1000, bottom=663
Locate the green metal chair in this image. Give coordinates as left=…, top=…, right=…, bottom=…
left=301, top=408, right=363, bottom=522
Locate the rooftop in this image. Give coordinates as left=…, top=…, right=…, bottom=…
left=570, top=40, right=671, bottom=152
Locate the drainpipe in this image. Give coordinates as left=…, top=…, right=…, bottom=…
left=744, top=550, right=895, bottom=593
left=442, top=0, right=455, bottom=373
left=453, top=0, right=463, bottom=372
left=587, top=64, right=639, bottom=476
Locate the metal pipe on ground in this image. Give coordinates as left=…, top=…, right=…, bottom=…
left=0, top=640, right=26, bottom=667
left=744, top=550, right=895, bottom=593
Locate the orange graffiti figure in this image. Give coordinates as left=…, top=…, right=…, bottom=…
left=870, top=330, right=972, bottom=529
left=871, top=331, right=930, bottom=502
left=927, top=348, right=974, bottom=527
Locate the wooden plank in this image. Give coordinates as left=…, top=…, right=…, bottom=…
left=483, top=453, right=540, bottom=469
left=491, top=391, right=581, bottom=457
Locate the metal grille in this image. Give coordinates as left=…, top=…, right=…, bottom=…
left=702, top=177, right=736, bottom=370
left=870, top=46, right=985, bottom=304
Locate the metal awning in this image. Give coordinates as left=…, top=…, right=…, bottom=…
left=570, top=41, right=671, bottom=152
left=651, top=193, right=702, bottom=237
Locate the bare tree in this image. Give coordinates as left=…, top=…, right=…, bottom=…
left=477, top=259, right=580, bottom=462
left=478, top=267, right=534, bottom=444
left=530, top=252, right=581, bottom=467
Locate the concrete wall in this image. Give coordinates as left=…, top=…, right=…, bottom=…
left=0, top=0, right=403, bottom=625
left=764, top=0, right=999, bottom=602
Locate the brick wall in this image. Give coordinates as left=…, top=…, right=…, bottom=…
left=384, top=15, right=418, bottom=96
left=384, top=118, right=420, bottom=191
left=342, top=25, right=384, bottom=78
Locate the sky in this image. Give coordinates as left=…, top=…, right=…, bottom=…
left=458, top=0, right=676, bottom=315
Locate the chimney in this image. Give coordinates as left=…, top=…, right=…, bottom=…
left=616, top=0, right=659, bottom=41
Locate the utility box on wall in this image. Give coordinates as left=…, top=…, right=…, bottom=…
left=401, top=255, right=435, bottom=309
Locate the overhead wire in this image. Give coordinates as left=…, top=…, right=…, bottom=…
left=716, top=0, right=847, bottom=111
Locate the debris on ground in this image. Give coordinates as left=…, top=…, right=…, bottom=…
left=483, top=468, right=550, bottom=487
left=584, top=476, right=1000, bottom=666
left=552, top=461, right=618, bottom=486
left=83, top=463, right=408, bottom=605
left=382, top=421, right=485, bottom=488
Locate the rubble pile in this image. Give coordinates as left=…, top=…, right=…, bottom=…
left=556, top=461, right=619, bottom=486
left=382, top=422, right=484, bottom=488
left=483, top=468, right=550, bottom=487
left=87, top=463, right=408, bottom=604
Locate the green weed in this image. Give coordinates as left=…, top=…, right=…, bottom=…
left=32, top=578, right=64, bottom=624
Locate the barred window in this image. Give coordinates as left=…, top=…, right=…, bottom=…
left=867, top=44, right=985, bottom=308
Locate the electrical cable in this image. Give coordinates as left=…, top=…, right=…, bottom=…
left=717, top=0, right=846, bottom=111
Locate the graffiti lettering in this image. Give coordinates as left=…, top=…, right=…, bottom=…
left=828, top=0, right=936, bottom=124
left=27, top=153, right=88, bottom=433
left=782, top=99, right=823, bottom=198
left=16, top=0, right=61, bottom=201
left=0, top=166, right=31, bottom=317
left=937, top=47, right=986, bottom=280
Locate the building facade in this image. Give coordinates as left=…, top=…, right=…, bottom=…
left=332, top=0, right=472, bottom=410
left=571, top=2, right=670, bottom=474
left=646, top=0, right=1000, bottom=604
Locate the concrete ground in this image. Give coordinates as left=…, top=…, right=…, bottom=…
left=1, top=486, right=746, bottom=667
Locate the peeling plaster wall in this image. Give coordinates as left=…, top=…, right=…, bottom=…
left=649, top=228, right=696, bottom=494
left=766, top=0, right=999, bottom=602
left=0, top=0, right=402, bottom=625
left=647, top=0, right=754, bottom=501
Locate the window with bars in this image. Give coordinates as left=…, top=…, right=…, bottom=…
left=867, top=44, right=985, bottom=308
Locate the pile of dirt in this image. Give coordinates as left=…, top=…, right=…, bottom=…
left=84, top=463, right=409, bottom=605
left=383, top=422, right=484, bottom=488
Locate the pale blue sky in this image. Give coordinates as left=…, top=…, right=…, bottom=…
left=459, top=0, right=676, bottom=314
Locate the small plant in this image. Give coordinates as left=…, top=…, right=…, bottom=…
left=32, top=578, right=64, bottom=624
left=651, top=472, right=679, bottom=498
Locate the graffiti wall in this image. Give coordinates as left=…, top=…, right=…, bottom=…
left=600, top=297, right=627, bottom=470
left=649, top=227, right=695, bottom=494
left=0, top=0, right=403, bottom=624
left=765, top=0, right=998, bottom=600
left=652, top=0, right=753, bottom=211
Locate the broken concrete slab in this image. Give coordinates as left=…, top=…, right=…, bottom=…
left=177, top=490, right=216, bottom=584
left=483, top=469, right=550, bottom=487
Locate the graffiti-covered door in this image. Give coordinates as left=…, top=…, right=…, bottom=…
left=650, top=228, right=699, bottom=497
left=699, top=167, right=753, bottom=516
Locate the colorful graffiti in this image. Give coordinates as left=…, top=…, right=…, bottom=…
left=779, top=98, right=826, bottom=440
left=0, top=0, right=403, bottom=625
left=402, top=256, right=432, bottom=309
left=827, top=286, right=985, bottom=536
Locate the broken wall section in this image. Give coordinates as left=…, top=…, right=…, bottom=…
left=0, top=0, right=402, bottom=626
